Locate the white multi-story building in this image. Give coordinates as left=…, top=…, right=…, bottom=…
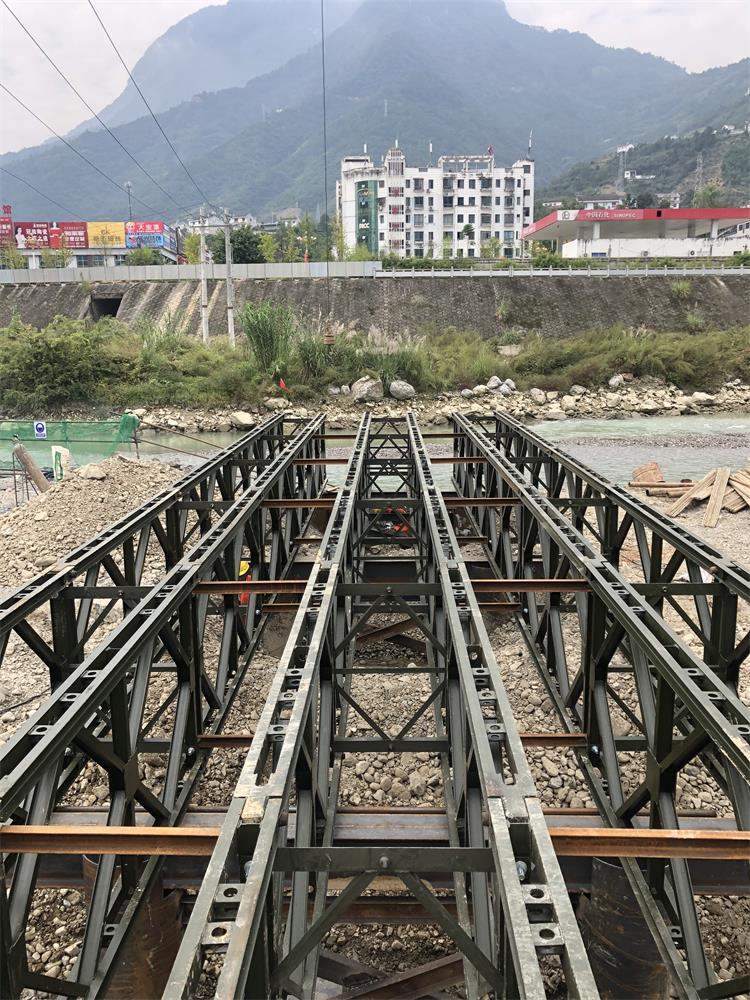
left=337, top=147, right=534, bottom=259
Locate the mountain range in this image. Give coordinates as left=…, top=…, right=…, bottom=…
left=1, top=0, right=747, bottom=222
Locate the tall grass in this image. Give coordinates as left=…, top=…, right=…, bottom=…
left=239, top=301, right=296, bottom=374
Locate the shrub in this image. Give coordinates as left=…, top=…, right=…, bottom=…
left=685, top=309, right=705, bottom=330
left=495, top=301, right=511, bottom=323
left=239, top=301, right=296, bottom=374
left=670, top=279, right=692, bottom=300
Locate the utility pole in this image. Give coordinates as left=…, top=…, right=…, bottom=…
left=125, top=181, right=133, bottom=221
left=199, top=205, right=209, bottom=344
left=223, top=210, right=235, bottom=348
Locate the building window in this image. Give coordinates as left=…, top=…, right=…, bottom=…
left=503, top=230, right=514, bottom=242
left=524, top=189, right=531, bottom=197
left=457, top=214, right=464, bottom=223
left=523, top=207, right=530, bottom=217
left=495, top=197, right=501, bottom=206
left=495, top=214, right=501, bottom=223
left=468, top=248, right=475, bottom=257
left=468, top=197, right=476, bottom=206
left=379, top=180, right=385, bottom=188
left=406, top=179, right=411, bottom=187
left=481, top=214, right=491, bottom=225
left=413, top=178, right=423, bottom=190
left=468, top=214, right=475, bottom=223
left=380, top=232, right=385, bottom=241
left=496, top=179, right=502, bottom=187
left=414, top=231, right=424, bottom=242
left=414, top=197, right=424, bottom=208
left=481, top=197, right=491, bottom=207
left=457, top=197, right=464, bottom=206
left=523, top=164, right=531, bottom=174
left=428, top=214, right=434, bottom=223
left=443, top=214, right=453, bottom=226
left=428, top=179, right=434, bottom=189
left=113, top=254, right=128, bottom=265
left=517, top=178, right=522, bottom=187
left=481, top=178, right=491, bottom=189
left=443, top=196, right=454, bottom=208
left=414, top=213, right=424, bottom=225
left=516, top=197, right=521, bottom=205
left=77, top=254, right=105, bottom=267
left=469, top=179, right=476, bottom=189
left=414, top=248, right=424, bottom=258
left=428, top=197, right=434, bottom=207
left=457, top=179, right=464, bottom=188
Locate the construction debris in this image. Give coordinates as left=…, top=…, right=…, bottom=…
left=628, top=463, right=750, bottom=524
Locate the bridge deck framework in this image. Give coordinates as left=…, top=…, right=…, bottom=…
left=0, top=411, right=748, bottom=999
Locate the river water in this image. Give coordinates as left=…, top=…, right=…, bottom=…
left=3, top=414, right=750, bottom=507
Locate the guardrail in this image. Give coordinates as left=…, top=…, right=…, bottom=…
left=377, top=263, right=747, bottom=277
left=0, top=261, right=381, bottom=283
left=0, top=261, right=746, bottom=284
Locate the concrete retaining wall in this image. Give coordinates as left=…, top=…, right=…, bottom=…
left=0, top=274, right=747, bottom=340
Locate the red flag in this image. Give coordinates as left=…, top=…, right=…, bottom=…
left=278, top=377, right=288, bottom=391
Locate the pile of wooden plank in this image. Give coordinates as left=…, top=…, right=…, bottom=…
left=627, top=463, right=750, bottom=526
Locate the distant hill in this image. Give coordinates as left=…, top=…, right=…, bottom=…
left=68, top=0, right=361, bottom=135
left=1, top=0, right=748, bottom=221
left=538, top=129, right=750, bottom=209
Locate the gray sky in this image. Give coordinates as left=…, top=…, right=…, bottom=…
left=1, top=0, right=748, bottom=155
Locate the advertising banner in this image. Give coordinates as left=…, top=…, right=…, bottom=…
left=0, top=216, right=12, bottom=245
left=356, top=180, right=378, bottom=255
left=14, top=222, right=50, bottom=248
left=49, top=221, right=88, bottom=249
left=125, top=220, right=165, bottom=248
left=88, top=221, right=126, bottom=248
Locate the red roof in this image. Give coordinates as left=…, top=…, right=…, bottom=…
left=523, top=206, right=750, bottom=241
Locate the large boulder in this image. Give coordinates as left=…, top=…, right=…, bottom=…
left=230, top=410, right=255, bottom=428
left=486, top=375, right=503, bottom=390
left=569, top=384, right=586, bottom=396
left=472, top=384, right=490, bottom=395
left=389, top=379, right=416, bottom=400
left=460, top=388, right=475, bottom=398
left=504, top=378, right=517, bottom=391
left=528, top=387, right=546, bottom=404
left=608, top=374, right=625, bottom=389
left=496, top=383, right=513, bottom=397
left=351, top=376, right=384, bottom=402
left=264, top=397, right=289, bottom=411
left=327, top=385, right=341, bottom=396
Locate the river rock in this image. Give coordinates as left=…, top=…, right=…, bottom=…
left=486, top=375, right=502, bottom=390
left=461, top=388, right=474, bottom=398
left=608, top=374, right=625, bottom=388
left=340, top=384, right=351, bottom=394
left=473, top=384, right=490, bottom=395
left=569, top=384, right=586, bottom=396
left=327, top=385, right=341, bottom=396
left=351, top=376, right=384, bottom=402
left=389, top=379, right=416, bottom=400
left=495, top=383, right=513, bottom=396
left=545, top=406, right=567, bottom=421
left=230, top=410, right=255, bottom=428
left=504, top=378, right=517, bottom=391
left=560, top=395, right=577, bottom=412
left=528, top=387, right=546, bottom=404
left=78, top=464, right=107, bottom=481
left=686, top=391, right=716, bottom=406
left=264, top=397, right=289, bottom=411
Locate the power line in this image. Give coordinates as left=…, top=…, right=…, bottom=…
left=87, top=0, right=219, bottom=212
left=0, top=82, right=163, bottom=217
left=1, top=0, right=194, bottom=216
left=320, top=0, right=331, bottom=313
left=0, top=166, right=85, bottom=220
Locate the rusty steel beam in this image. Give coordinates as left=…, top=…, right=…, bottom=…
left=193, top=579, right=308, bottom=595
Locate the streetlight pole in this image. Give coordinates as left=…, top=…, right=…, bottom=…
left=199, top=205, right=209, bottom=344
left=223, top=209, right=235, bottom=348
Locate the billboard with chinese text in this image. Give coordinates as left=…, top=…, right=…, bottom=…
left=87, top=221, right=126, bottom=248
left=14, top=222, right=50, bottom=248
left=0, top=216, right=13, bottom=245
left=48, top=222, right=88, bottom=249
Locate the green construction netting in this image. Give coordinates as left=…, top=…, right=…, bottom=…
left=0, top=414, right=140, bottom=471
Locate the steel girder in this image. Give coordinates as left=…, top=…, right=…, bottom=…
left=451, top=412, right=750, bottom=999
left=0, top=415, right=328, bottom=998
left=163, top=414, right=597, bottom=1000
left=0, top=415, right=289, bottom=694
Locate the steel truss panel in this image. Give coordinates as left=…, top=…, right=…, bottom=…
left=0, top=415, right=329, bottom=998
left=0, top=416, right=290, bottom=691
left=452, top=412, right=750, bottom=999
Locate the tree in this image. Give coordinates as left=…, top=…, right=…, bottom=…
left=347, top=242, right=374, bottom=261
left=461, top=223, right=475, bottom=241
left=208, top=224, right=263, bottom=264
left=299, top=213, right=318, bottom=260
left=634, top=192, right=655, bottom=208
left=1, top=242, right=26, bottom=268
left=481, top=236, right=501, bottom=259
left=259, top=231, right=279, bottom=263
left=331, top=213, right=347, bottom=260
left=693, top=183, right=728, bottom=208
left=183, top=232, right=201, bottom=264
left=127, top=247, right=161, bottom=265
left=277, top=223, right=301, bottom=263
left=441, top=235, right=452, bottom=260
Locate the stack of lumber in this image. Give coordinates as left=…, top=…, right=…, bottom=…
left=629, top=463, right=750, bottom=526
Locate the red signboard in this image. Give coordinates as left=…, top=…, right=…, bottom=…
left=575, top=209, right=644, bottom=222
left=13, top=221, right=50, bottom=248
left=49, top=221, right=88, bottom=249
left=0, top=216, right=13, bottom=245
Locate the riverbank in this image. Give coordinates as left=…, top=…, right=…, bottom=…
left=107, top=376, right=750, bottom=433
